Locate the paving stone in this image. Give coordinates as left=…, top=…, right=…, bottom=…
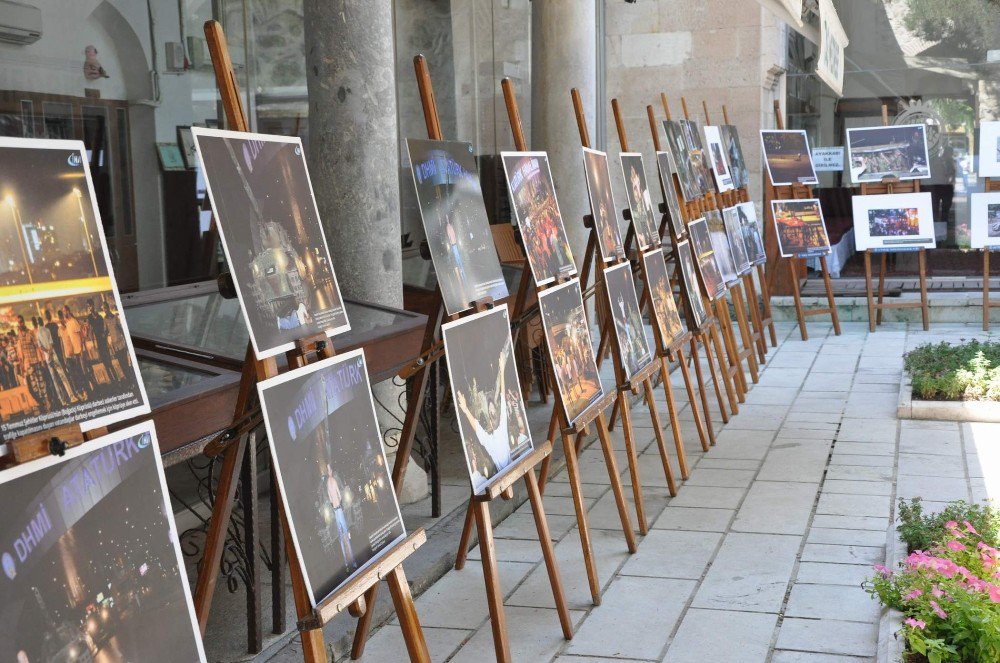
left=360, top=625, right=470, bottom=662
left=683, top=468, right=757, bottom=488
left=449, top=606, right=586, bottom=663
left=742, top=387, right=800, bottom=405
left=586, top=485, right=669, bottom=532
left=733, top=481, right=818, bottom=535
left=897, top=453, right=966, bottom=478
left=495, top=511, right=579, bottom=542
left=775, top=427, right=837, bottom=441
left=795, top=561, right=875, bottom=587
left=829, top=453, right=894, bottom=468
left=775, top=618, right=877, bottom=657
left=896, top=473, right=970, bottom=502
left=413, top=560, right=536, bottom=629
left=620, top=529, right=722, bottom=579
left=664, top=609, right=778, bottom=662
left=899, top=422, right=962, bottom=456
left=693, top=457, right=761, bottom=471
left=668, top=485, right=747, bottom=509
left=771, top=651, right=871, bottom=663
left=824, top=464, right=894, bottom=482
left=469, top=537, right=545, bottom=564
left=832, top=441, right=895, bottom=456
left=652, top=506, right=734, bottom=532
left=817, top=492, right=891, bottom=518
left=692, top=533, right=801, bottom=613
left=837, top=418, right=897, bottom=443
left=806, top=527, right=887, bottom=548
left=801, top=543, right=884, bottom=565
left=784, top=583, right=881, bottom=622
left=758, top=442, right=832, bottom=483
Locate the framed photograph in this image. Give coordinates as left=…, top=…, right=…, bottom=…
left=0, top=137, right=150, bottom=439
left=970, top=191, right=1000, bottom=249
left=978, top=121, right=1000, bottom=178
left=655, top=151, right=687, bottom=240
left=257, top=349, right=406, bottom=606
left=675, top=240, right=709, bottom=330
left=406, top=139, right=509, bottom=315
left=501, top=152, right=577, bottom=285
left=537, top=279, right=604, bottom=425
left=156, top=142, right=186, bottom=172
left=703, top=125, right=734, bottom=193
left=581, top=147, right=625, bottom=262
left=846, top=124, right=931, bottom=183
left=851, top=192, right=936, bottom=251
left=0, top=421, right=207, bottom=662
left=662, top=120, right=701, bottom=202
left=192, top=128, right=350, bottom=359
left=442, top=306, right=533, bottom=495
left=176, top=125, right=197, bottom=170
left=603, top=261, right=653, bottom=381
left=687, top=217, right=727, bottom=301
left=619, top=153, right=660, bottom=250
left=772, top=199, right=832, bottom=257
left=734, top=202, right=766, bottom=265
left=760, top=130, right=819, bottom=186
left=705, top=209, right=739, bottom=284
left=642, top=248, right=686, bottom=348
left=720, top=124, right=749, bottom=190
left=680, top=119, right=715, bottom=197
left=722, top=206, right=753, bottom=276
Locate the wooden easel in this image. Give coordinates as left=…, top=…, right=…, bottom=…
left=570, top=88, right=685, bottom=518
left=983, top=176, right=1000, bottom=330
left=861, top=104, right=930, bottom=332
left=762, top=100, right=841, bottom=341
left=196, top=23, right=430, bottom=662
left=0, top=422, right=107, bottom=469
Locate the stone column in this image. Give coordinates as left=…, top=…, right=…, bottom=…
left=304, top=0, right=427, bottom=503
left=531, top=0, right=597, bottom=269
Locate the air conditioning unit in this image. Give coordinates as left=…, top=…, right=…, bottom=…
left=0, top=0, right=42, bottom=45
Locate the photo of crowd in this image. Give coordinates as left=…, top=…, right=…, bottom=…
left=720, top=125, right=750, bottom=190
left=443, top=306, right=533, bottom=494
left=688, top=218, right=727, bottom=301
left=663, top=120, right=701, bottom=202
left=760, top=130, right=819, bottom=186
left=603, top=261, right=652, bottom=380
left=852, top=192, right=935, bottom=251
left=0, top=140, right=148, bottom=439
left=705, top=210, right=739, bottom=284
left=772, top=199, right=832, bottom=257
left=537, top=280, right=604, bottom=424
left=680, top=120, right=714, bottom=197
left=722, top=207, right=753, bottom=276
left=847, top=125, right=931, bottom=182
left=655, top=151, right=687, bottom=241
left=620, top=154, right=660, bottom=250
left=733, top=202, right=767, bottom=265
left=969, top=192, right=1000, bottom=249
left=502, top=153, right=577, bottom=285
left=407, top=139, right=509, bottom=315
left=676, top=240, right=709, bottom=329
left=867, top=207, right=921, bottom=237
left=194, top=129, right=349, bottom=359
left=0, top=423, right=205, bottom=663
left=259, top=351, right=405, bottom=605
left=582, top=147, right=625, bottom=262
left=704, top=125, right=734, bottom=193
left=642, top=248, right=685, bottom=348
left=989, top=203, right=1000, bottom=238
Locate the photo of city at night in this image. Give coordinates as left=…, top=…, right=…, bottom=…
left=0, top=139, right=148, bottom=439
left=0, top=423, right=206, bottom=662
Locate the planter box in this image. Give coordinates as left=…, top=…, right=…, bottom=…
left=897, top=373, right=1000, bottom=423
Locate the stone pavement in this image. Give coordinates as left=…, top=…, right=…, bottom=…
left=341, top=321, right=1000, bottom=662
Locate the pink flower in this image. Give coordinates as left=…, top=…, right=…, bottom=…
left=930, top=600, right=948, bottom=619
left=947, top=540, right=967, bottom=552
left=989, top=584, right=1000, bottom=603
left=945, top=520, right=960, bottom=530
left=904, top=588, right=923, bottom=600
left=873, top=564, right=892, bottom=578
left=931, top=585, right=944, bottom=598
left=964, top=521, right=978, bottom=535
left=904, top=617, right=926, bottom=629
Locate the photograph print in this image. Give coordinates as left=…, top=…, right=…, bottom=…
left=442, top=305, right=533, bottom=495
left=851, top=192, right=936, bottom=252
left=687, top=217, right=727, bottom=301
left=722, top=206, right=753, bottom=276
left=771, top=199, right=832, bottom=257
left=406, top=139, right=509, bottom=315
left=502, top=152, right=577, bottom=285
left=680, top=119, right=714, bottom=197
left=603, top=261, right=652, bottom=381
left=655, top=151, right=687, bottom=241
left=641, top=248, right=686, bottom=348
left=978, top=121, right=1000, bottom=178
left=0, top=138, right=149, bottom=440
left=703, top=125, right=735, bottom=193
left=0, top=421, right=206, bottom=663
left=704, top=210, right=739, bottom=285
left=258, top=349, right=406, bottom=605
left=734, top=202, right=767, bottom=265
left=760, top=130, right=819, bottom=186
left=675, top=240, right=709, bottom=330
left=846, top=124, right=931, bottom=183
left=720, top=124, right=750, bottom=190
left=970, top=191, right=1000, bottom=249
left=193, top=128, right=349, bottom=359
left=620, top=153, right=660, bottom=250
left=581, top=147, right=625, bottom=262
left=537, top=279, right=604, bottom=425
left=662, top=120, right=701, bottom=202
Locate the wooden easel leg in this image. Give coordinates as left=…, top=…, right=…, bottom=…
left=788, top=258, right=808, bottom=341
left=537, top=410, right=560, bottom=494
left=524, top=470, right=574, bottom=639
left=279, top=492, right=328, bottom=663
left=715, top=306, right=747, bottom=399
left=876, top=253, right=888, bottom=327
left=386, top=566, right=431, bottom=663
left=709, top=323, right=739, bottom=413
left=731, top=285, right=759, bottom=383
left=352, top=585, right=378, bottom=659
left=617, top=393, right=648, bottom=534
left=596, top=412, right=638, bottom=553
left=864, top=251, right=876, bottom=333
left=985, top=250, right=991, bottom=332
left=676, top=347, right=712, bottom=449
left=819, top=255, right=841, bottom=336
left=757, top=263, right=779, bottom=347
left=918, top=248, right=929, bottom=331
left=698, top=334, right=729, bottom=425
left=643, top=377, right=679, bottom=493
left=454, top=499, right=476, bottom=570
left=474, top=501, right=512, bottom=663
left=744, top=275, right=767, bottom=362
left=240, top=433, right=263, bottom=652
left=561, top=430, right=602, bottom=605
left=607, top=395, right=620, bottom=432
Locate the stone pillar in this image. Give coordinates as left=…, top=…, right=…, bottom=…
left=531, top=0, right=597, bottom=269
left=304, top=0, right=427, bottom=503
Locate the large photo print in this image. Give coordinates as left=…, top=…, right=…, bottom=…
left=258, top=350, right=405, bottom=605
left=687, top=218, right=727, bottom=301
left=443, top=306, right=533, bottom=494
left=760, top=130, right=819, bottom=186
left=0, top=138, right=148, bottom=439
left=0, top=422, right=206, bottom=663
left=603, top=261, right=652, bottom=380
left=772, top=199, right=832, bottom=257
left=406, top=139, right=509, bottom=315
left=851, top=192, right=936, bottom=251
left=582, top=147, right=625, bottom=262
left=620, top=153, right=660, bottom=250
left=846, top=125, right=931, bottom=183
left=193, top=128, right=349, bottom=359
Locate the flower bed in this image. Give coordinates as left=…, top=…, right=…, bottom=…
left=905, top=341, right=1000, bottom=402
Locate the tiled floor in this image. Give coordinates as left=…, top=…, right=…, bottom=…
left=341, top=321, right=1000, bottom=662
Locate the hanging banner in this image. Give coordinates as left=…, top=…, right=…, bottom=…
left=816, top=0, right=849, bottom=97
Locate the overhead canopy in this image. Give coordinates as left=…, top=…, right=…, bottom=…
left=755, top=0, right=820, bottom=43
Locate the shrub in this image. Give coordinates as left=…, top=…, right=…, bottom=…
left=897, top=498, right=1000, bottom=554
left=904, top=340, right=1000, bottom=401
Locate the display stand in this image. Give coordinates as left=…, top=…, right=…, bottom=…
left=983, top=177, right=1000, bottom=330
left=860, top=104, right=930, bottom=333
left=762, top=100, right=841, bottom=341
